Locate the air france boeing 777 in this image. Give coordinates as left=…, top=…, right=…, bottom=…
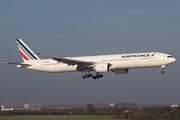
left=5, top=39, right=176, bottom=79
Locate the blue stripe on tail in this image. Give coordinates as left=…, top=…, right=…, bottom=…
left=17, top=42, right=33, bottom=60
left=16, top=39, right=38, bottom=60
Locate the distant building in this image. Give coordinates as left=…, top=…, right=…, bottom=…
left=24, top=104, right=43, bottom=110
left=1, top=104, right=19, bottom=111
left=171, top=104, right=179, bottom=107
left=93, top=103, right=136, bottom=108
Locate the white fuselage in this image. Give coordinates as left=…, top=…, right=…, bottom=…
left=18, top=52, right=176, bottom=73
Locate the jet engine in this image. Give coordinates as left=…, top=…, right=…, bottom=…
left=111, top=69, right=129, bottom=74
left=95, top=63, right=110, bottom=73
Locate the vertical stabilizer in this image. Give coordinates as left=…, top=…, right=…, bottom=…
left=16, top=39, right=40, bottom=61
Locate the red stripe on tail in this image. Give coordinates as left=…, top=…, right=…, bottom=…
left=20, top=51, right=29, bottom=60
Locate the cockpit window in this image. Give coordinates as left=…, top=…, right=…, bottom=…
left=167, top=56, right=173, bottom=58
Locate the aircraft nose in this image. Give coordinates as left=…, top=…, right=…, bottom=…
left=173, top=58, right=176, bottom=62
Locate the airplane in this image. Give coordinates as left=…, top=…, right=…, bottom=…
left=5, top=39, right=176, bottom=79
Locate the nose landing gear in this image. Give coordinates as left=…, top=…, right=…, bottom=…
left=161, top=65, right=166, bottom=74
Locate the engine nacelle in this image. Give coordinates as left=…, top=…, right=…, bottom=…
left=111, top=69, right=129, bottom=74
left=95, top=63, right=110, bottom=73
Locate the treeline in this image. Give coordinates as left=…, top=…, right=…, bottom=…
left=0, top=108, right=112, bottom=116
left=0, top=104, right=180, bottom=119
left=114, top=106, right=180, bottom=119
left=0, top=108, right=86, bottom=116
left=0, top=104, right=112, bottom=116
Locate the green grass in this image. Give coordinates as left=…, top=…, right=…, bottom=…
left=0, top=115, right=117, bottom=120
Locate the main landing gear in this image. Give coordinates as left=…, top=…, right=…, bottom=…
left=161, top=65, right=166, bottom=74
left=82, top=74, right=93, bottom=79
left=92, top=73, right=103, bottom=79
left=82, top=73, right=103, bottom=79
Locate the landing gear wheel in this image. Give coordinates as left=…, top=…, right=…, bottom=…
left=96, top=75, right=100, bottom=79
left=82, top=75, right=86, bottom=79
left=161, top=71, right=164, bottom=74
left=99, top=74, right=103, bottom=78
left=85, top=74, right=89, bottom=78
left=92, top=74, right=103, bottom=79
left=82, top=73, right=93, bottom=79
left=89, top=74, right=93, bottom=77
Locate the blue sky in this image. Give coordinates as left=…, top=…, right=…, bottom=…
left=0, top=0, right=180, bottom=105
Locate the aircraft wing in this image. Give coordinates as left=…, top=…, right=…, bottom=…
left=4, top=62, right=31, bottom=66
left=36, top=53, right=95, bottom=66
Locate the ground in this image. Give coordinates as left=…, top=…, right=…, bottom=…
left=0, top=115, right=117, bottom=120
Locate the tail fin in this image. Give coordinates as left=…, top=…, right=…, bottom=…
left=16, top=39, right=40, bottom=61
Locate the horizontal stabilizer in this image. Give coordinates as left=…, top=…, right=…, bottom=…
left=4, top=62, right=31, bottom=66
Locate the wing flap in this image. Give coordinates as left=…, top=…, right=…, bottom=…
left=36, top=53, right=95, bottom=66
